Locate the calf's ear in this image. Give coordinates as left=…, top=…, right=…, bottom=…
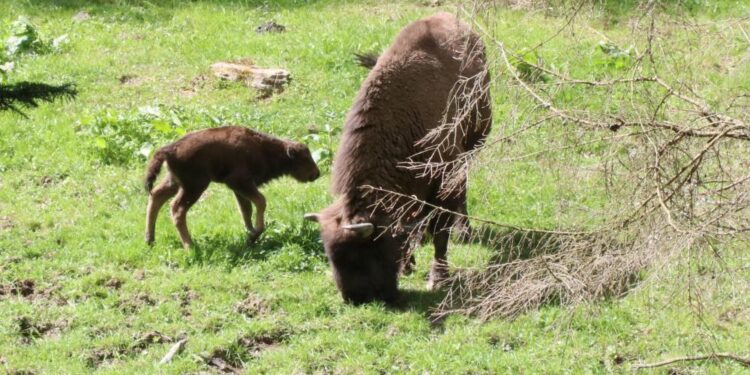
left=303, top=213, right=320, bottom=223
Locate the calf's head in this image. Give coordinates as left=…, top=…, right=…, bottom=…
left=304, top=206, right=405, bottom=304
left=285, top=142, right=320, bottom=182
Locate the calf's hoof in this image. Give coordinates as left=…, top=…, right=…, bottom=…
left=246, top=229, right=263, bottom=245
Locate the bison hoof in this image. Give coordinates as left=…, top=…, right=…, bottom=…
left=400, top=255, right=416, bottom=276
left=427, top=264, right=449, bottom=290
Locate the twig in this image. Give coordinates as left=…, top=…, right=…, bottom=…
left=634, top=352, right=750, bottom=369
left=158, top=338, right=188, bottom=365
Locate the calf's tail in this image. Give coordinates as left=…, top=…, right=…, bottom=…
left=144, top=147, right=169, bottom=193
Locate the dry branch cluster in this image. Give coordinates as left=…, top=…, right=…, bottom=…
left=367, top=2, right=750, bottom=320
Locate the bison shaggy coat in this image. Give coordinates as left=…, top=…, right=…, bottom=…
left=144, top=126, right=320, bottom=248
left=305, top=12, right=492, bottom=304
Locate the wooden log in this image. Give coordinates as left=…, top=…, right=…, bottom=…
left=210, top=61, right=290, bottom=96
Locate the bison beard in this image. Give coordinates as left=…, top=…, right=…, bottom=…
left=306, top=12, right=492, bottom=304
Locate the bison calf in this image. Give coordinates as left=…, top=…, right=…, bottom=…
left=144, top=125, right=320, bottom=248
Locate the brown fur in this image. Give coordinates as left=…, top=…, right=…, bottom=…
left=145, top=125, right=320, bottom=248
left=308, top=13, right=492, bottom=304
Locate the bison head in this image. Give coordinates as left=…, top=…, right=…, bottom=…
left=304, top=206, right=406, bottom=304
left=286, top=142, right=320, bottom=182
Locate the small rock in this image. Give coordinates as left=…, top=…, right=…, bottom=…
left=255, top=21, right=286, bottom=33
left=72, top=11, right=91, bottom=22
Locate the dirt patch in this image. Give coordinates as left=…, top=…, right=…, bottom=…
left=0, top=279, right=35, bottom=297
left=6, top=370, right=37, bottom=375
left=130, top=331, right=173, bottom=351
left=86, top=347, right=128, bottom=368
left=118, top=74, right=142, bottom=86
left=0, top=279, right=67, bottom=306
left=117, top=292, right=157, bottom=313
left=205, top=349, right=243, bottom=374
left=133, top=270, right=146, bottom=281
left=180, top=74, right=208, bottom=97
left=17, top=316, right=69, bottom=344
left=204, top=331, right=287, bottom=373
left=104, top=277, right=123, bottom=290
left=38, top=173, right=67, bottom=187
left=233, top=294, right=267, bottom=318
left=236, top=331, right=286, bottom=356
left=172, top=286, right=198, bottom=316
left=0, top=216, right=16, bottom=232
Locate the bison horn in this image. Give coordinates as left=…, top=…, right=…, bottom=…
left=342, top=222, right=374, bottom=237
left=303, top=213, right=320, bottom=222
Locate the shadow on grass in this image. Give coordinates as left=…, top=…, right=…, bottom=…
left=391, top=288, right=446, bottom=314
left=465, top=224, right=564, bottom=264
left=188, top=221, right=325, bottom=269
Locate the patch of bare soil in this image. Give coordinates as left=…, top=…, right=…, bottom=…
left=133, top=269, right=146, bottom=281
left=118, top=74, right=142, bottom=86
left=38, top=173, right=67, bottom=187
left=0, top=216, right=14, bottom=231
left=116, top=292, right=157, bottom=313
left=86, top=332, right=175, bottom=368
left=180, top=74, right=208, bottom=97
left=6, top=370, right=37, bottom=375
left=130, top=331, right=173, bottom=352
left=16, top=316, right=69, bottom=344
left=236, top=332, right=285, bottom=357
left=204, top=331, right=287, bottom=373
left=0, top=279, right=35, bottom=297
left=86, top=347, right=128, bottom=368
left=0, top=279, right=68, bottom=306
left=172, top=286, right=198, bottom=316
left=106, top=278, right=123, bottom=289
left=233, top=294, right=267, bottom=318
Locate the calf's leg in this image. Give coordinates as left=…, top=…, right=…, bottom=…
left=249, top=192, right=266, bottom=239
left=145, top=174, right=179, bottom=245
left=228, top=178, right=266, bottom=244
left=170, top=183, right=208, bottom=249
left=234, top=191, right=254, bottom=232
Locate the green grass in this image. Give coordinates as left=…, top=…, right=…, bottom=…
left=1, top=1, right=749, bottom=374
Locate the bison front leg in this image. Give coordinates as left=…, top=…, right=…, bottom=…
left=229, top=179, right=266, bottom=244
left=427, top=229, right=450, bottom=290
left=247, top=192, right=266, bottom=244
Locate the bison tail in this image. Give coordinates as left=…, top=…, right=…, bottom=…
left=144, top=147, right=168, bottom=193
left=353, top=52, right=379, bottom=69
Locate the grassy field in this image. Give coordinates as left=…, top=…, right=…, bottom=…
left=1, top=0, right=749, bottom=374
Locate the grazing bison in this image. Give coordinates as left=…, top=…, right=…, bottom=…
left=145, top=126, right=320, bottom=249
left=305, top=12, right=492, bottom=304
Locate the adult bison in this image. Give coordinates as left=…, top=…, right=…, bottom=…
left=305, top=12, right=492, bottom=304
